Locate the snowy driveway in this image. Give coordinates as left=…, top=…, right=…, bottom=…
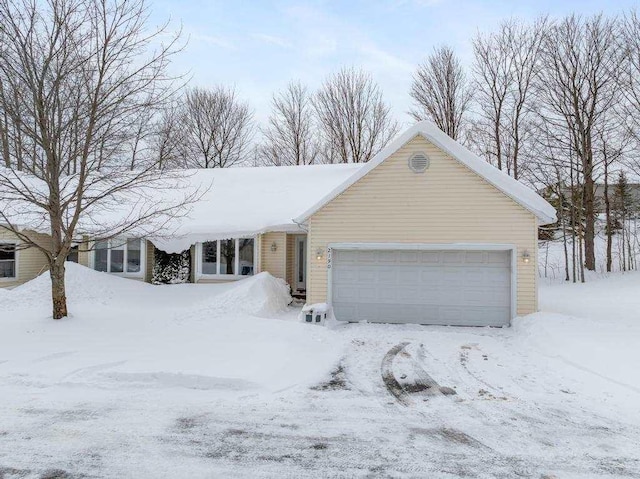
left=1, top=266, right=640, bottom=478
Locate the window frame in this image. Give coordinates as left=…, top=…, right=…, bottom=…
left=0, top=241, right=18, bottom=282
left=89, top=238, right=145, bottom=277
left=196, top=238, right=257, bottom=280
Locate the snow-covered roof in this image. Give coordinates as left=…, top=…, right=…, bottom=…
left=150, top=164, right=362, bottom=253
left=295, top=121, right=557, bottom=226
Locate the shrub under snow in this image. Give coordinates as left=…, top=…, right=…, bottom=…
left=152, top=249, right=191, bottom=284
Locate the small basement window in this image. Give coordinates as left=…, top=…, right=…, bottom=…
left=0, top=243, right=17, bottom=279
left=408, top=152, right=430, bottom=173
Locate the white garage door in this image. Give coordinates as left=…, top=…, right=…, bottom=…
left=331, top=248, right=512, bottom=327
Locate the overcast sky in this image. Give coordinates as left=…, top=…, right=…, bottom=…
left=151, top=0, right=638, bottom=128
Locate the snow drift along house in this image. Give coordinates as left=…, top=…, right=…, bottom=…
left=1, top=121, right=556, bottom=326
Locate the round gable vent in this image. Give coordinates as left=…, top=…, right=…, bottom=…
left=408, top=152, right=430, bottom=173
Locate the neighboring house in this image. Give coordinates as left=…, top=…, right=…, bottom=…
left=539, top=182, right=640, bottom=214
left=1, top=122, right=556, bottom=327
left=0, top=229, right=51, bottom=288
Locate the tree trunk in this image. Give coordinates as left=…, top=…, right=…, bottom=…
left=578, top=223, right=585, bottom=283
left=50, top=260, right=68, bottom=319
left=561, top=202, right=569, bottom=281
left=604, top=161, right=612, bottom=273
left=583, top=174, right=596, bottom=271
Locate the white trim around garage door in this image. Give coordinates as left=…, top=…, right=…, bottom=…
left=326, top=242, right=518, bottom=323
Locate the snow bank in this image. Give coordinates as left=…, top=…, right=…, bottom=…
left=0, top=264, right=341, bottom=392
left=514, top=271, right=640, bottom=396
left=185, top=272, right=292, bottom=318
left=2, top=264, right=291, bottom=319
left=2, top=262, right=152, bottom=312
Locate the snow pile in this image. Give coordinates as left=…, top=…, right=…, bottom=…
left=514, top=271, right=640, bottom=397
left=0, top=263, right=341, bottom=394
left=3, top=262, right=152, bottom=311
left=185, top=272, right=292, bottom=318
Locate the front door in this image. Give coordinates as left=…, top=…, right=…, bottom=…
left=295, top=236, right=307, bottom=292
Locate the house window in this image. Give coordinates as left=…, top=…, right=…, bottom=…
left=200, top=238, right=254, bottom=277
left=0, top=243, right=17, bottom=279
left=127, top=239, right=141, bottom=273
left=110, top=241, right=125, bottom=273
left=220, top=239, right=236, bottom=275
left=67, top=245, right=79, bottom=263
left=95, top=241, right=109, bottom=272
left=93, top=239, right=144, bottom=275
left=239, top=239, right=254, bottom=276
left=202, top=241, right=218, bottom=274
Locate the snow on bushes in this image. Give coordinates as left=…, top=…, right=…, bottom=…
left=152, top=249, right=191, bottom=284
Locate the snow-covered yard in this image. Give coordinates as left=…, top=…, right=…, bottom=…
left=1, top=265, right=639, bottom=478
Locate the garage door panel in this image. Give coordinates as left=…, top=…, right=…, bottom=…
left=465, top=251, right=486, bottom=264
left=420, top=251, right=441, bottom=264
left=377, top=250, right=397, bottom=263
left=398, top=270, right=420, bottom=284
left=488, top=251, right=511, bottom=265
left=355, top=269, right=377, bottom=283
left=377, top=268, right=398, bottom=283
left=398, top=251, right=419, bottom=263
left=331, top=248, right=511, bottom=326
left=442, top=251, right=465, bottom=264
left=397, top=286, right=423, bottom=302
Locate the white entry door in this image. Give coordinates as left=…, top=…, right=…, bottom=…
left=295, top=236, right=307, bottom=291
left=331, top=247, right=512, bottom=326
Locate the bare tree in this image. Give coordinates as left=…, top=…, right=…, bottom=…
left=472, top=18, right=546, bottom=178
left=620, top=11, right=640, bottom=178
left=0, top=0, right=200, bottom=319
left=180, top=86, right=254, bottom=168
left=259, top=82, right=318, bottom=166
left=535, top=14, right=623, bottom=271
left=409, top=46, right=472, bottom=140
left=314, top=67, right=398, bottom=164
left=154, top=103, right=189, bottom=169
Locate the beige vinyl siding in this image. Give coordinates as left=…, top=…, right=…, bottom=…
left=0, top=229, right=50, bottom=288
left=145, top=240, right=155, bottom=283
left=259, top=232, right=286, bottom=281
left=189, top=244, right=196, bottom=283
left=307, top=135, right=538, bottom=316
left=77, top=236, right=90, bottom=267
left=286, top=234, right=296, bottom=287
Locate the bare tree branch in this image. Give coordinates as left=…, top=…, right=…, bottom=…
left=314, top=67, right=398, bottom=164
left=258, top=81, right=318, bottom=166
left=409, top=45, right=472, bottom=141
